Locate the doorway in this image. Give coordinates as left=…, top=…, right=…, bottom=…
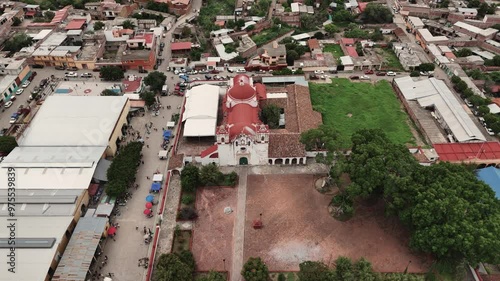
left=239, top=157, right=248, bottom=165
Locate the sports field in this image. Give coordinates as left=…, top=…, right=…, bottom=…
left=309, top=78, right=415, bottom=148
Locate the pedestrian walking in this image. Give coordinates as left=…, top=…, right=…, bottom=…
left=143, top=226, right=147, bottom=235
left=146, top=176, right=150, bottom=180
left=147, top=145, right=149, bottom=148
left=136, top=226, right=139, bottom=230
left=141, top=161, right=144, bottom=164
left=104, top=255, right=108, bottom=261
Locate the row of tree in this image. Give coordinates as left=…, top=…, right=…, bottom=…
left=319, top=129, right=500, bottom=266
left=450, top=75, right=500, bottom=133
left=154, top=251, right=226, bottom=281
left=0, top=136, right=18, bottom=155
left=106, top=141, right=143, bottom=197
left=181, top=164, right=238, bottom=193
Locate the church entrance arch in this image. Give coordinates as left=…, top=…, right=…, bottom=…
left=239, top=157, right=248, bottom=165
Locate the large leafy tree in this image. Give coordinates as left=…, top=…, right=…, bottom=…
left=241, top=257, right=269, bottom=281
left=100, top=66, right=124, bottom=81
left=106, top=142, right=143, bottom=197
left=181, top=164, right=200, bottom=193
left=154, top=253, right=192, bottom=281
left=198, top=271, right=225, bottom=281
left=200, top=163, right=224, bottom=186
left=362, top=3, right=393, bottom=24
left=260, top=104, right=281, bottom=129
left=298, top=261, right=333, bottom=281
left=3, top=34, right=33, bottom=53
left=140, top=91, right=156, bottom=107
left=0, top=136, right=18, bottom=155
left=144, top=71, right=167, bottom=93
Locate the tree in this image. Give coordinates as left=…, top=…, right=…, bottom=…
left=277, top=273, right=286, bottom=281
left=300, top=125, right=341, bottom=157
left=362, top=3, right=393, bottom=24
left=144, top=71, right=167, bottom=93
left=314, top=31, right=324, bottom=39
left=370, top=28, right=384, bottom=41
left=122, top=20, right=135, bottom=29
left=325, top=23, right=340, bottom=34
left=105, top=180, right=127, bottom=197
left=226, top=19, right=236, bottom=29
left=101, top=89, right=119, bottom=96
left=451, top=75, right=462, bottom=84
left=3, top=34, right=33, bottom=53
left=0, top=136, right=18, bottom=155
left=332, top=10, right=353, bottom=23
left=199, top=271, right=226, bottom=281
left=298, top=261, right=332, bottom=281
left=455, top=48, right=473, bottom=57
left=260, top=104, right=281, bottom=129
left=154, top=253, right=192, bottom=281
left=146, top=0, right=169, bottom=13
left=418, top=63, right=435, bottom=72
left=354, top=258, right=377, bottom=281
left=410, top=71, right=420, bottom=77
left=455, top=80, right=468, bottom=93
left=94, top=21, right=104, bottom=31
left=182, top=26, right=192, bottom=37
left=478, top=105, right=490, bottom=115
left=200, top=163, right=224, bottom=186
left=12, top=17, right=22, bottom=26
left=100, top=66, right=124, bottom=81
left=43, top=11, right=55, bottom=21
left=176, top=250, right=196, bottom=272
left=181, top=164, right=200, bottom=193
left=334, top=257, right=355, bottom=281
left=241, top=257, right=269, bottom=281
left=140, top=91, right=156, bottom=107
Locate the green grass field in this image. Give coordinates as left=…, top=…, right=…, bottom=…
left=376, top=48, right=404, bottom=71
left=323, top=44, right=345, bottom=59
left=310, top=79, right=415, bottom=148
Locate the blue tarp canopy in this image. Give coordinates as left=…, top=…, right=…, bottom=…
left=163, top=130, right=172, bottom=140
left=151, top=182, right=161, bottom=192
left=476, top=166, right=500, bottom=199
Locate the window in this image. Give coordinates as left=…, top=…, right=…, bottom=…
left=241, top=147, right=246, bottom=151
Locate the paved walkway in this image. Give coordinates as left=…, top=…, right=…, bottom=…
left=156, top=174, right=182, bottom=255
left=230, top=168, right=249, bottom=281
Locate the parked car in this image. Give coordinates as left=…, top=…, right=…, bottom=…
left=314, top=70, right=324, bottom=75
left=4, top=101, right=13, bottom=108
left=329, top=69, right=338, bottom=74
left=227, top=68, right=234, bottom=73
left=21, top=81, right=30, bottom=88
left=160, top=42, right=165, bottom=48
left=15, top=89, right=23, bottom=95
left=210, top=69, right=220, bottom=74
left=360, top=75, right=371, bottom=80
left=349, top=75, right=360, bottom=80
left=65, top=72, right=78, bottom=78
left=420, top=71, right=429, bottom=76
left=139, top=69, right=148, bottom=73
left=387, top=71, right=397, bottom=76
left=364, top=70, right=374, bottom=75
left=32, top=87, right=41, bottom=94
left=376, top=72, right=386, bottom=76
left=0, top=128, right=7, bottom=136
left=487, top=127, right=495, bottom=136
left=80, top=73, right=93, bottom=78
left=29, top=72, right=37, bottom=81
left=39, top=79, right=48, bottom=88
left=479, top=117, right=486, bottom=126
left=464, top=98, right=473, bottom=108
left=32, top=64, right=44, bottom=69
left=67, top=67, right=78, bottom=71
left=55, top=66, right=66, bottom=70
left=92, top=68, right=101, bottom=72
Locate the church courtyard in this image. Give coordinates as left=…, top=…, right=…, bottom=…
left=243, top=173, right=430, bottom=273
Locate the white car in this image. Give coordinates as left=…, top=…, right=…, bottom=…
left=487, top=127, right=495, bottom=136
left=4, top=101, right=13, bottom=108
left=236, top=69, right=246, bottom=73
left=314, top=70, right=324, bottom=75
left=387, top=71, right=397, bottom=76
left=420, top=71, right=429, bottom=76
left=464, top=99, right=473, bottom=108
left=360, top=75, right=371, bottom=80
left=65, top=72, right=78, bottom=78
left=15, top=89, right=23, bottom=95
left=80, top=73, right=92, bottom=78
left=21, top=81, right=30, bottom=88
left=9, top=118, right=16, bottom=124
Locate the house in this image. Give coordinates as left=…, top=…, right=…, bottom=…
left=340, top=56, right=354, bottom=71
left=0, top=57, right=33, bottom=103
left=453, top=21, right=498, bottom=41
left=153, top=0, right=192, bottom=16
left=23, top=4, right=40, bottom=18
left=392, top=43, right=421, bottom=71
left=236, top=34, right=257, bottom=58
left=407, top=16, right=425, bottom=33
left=457, top=8, right=477, bottom=19
left=245, top=41, right=288, bottom=70
left=308, top=39, right=321, bottom=53
left=416, top=29, right=449, bottom=49
left=84, top=1, right=137, bottom=20
left=171, top=42, right=192, bottom=56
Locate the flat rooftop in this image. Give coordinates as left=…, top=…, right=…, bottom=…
left=0, top=216, right=74, bottom=281
left=20, top=96, right=128, bottom=146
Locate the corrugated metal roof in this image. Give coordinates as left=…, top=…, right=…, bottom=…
left=434, top=142, right=500, bottom=162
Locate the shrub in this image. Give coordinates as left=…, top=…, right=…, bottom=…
left=178, top=207, right=198, bottom=220
left=410, top=71, right=420, bottom=77
left=181, top=194, right=195, bottom=205
left=278, top=273, right=286, bottom=281
left=181, top=164, right=200, bottom=193
left=241, top=257, right=269, bottom=281
left=177, top=250, right=196, bottom=272
left=225, top=171, right=238, bottom=186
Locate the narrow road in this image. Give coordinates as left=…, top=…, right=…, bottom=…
left=230, top=168, right=249, bottom=281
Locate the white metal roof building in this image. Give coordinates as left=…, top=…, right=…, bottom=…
left=0, top=216, right=74, bottom=281
left=182, top=84, right=220, bottom=137
left=394, top=76, right=486, bottom=142
left=0, top=146, right=106, bottom=190
left=454, top=21, right=498, bottom=37
left=20, top=96, right=128, bottom=147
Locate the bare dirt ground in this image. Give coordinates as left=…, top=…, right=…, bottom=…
left=244, top=174, right=431, bottom=273
left=191, top=187, right=238, bottom=271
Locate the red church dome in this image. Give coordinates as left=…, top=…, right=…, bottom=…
left=228, top=74, right=256, bottom=100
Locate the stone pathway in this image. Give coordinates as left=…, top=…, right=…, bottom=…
left=230, top=168, right=249, bottom=281
left=156, top=174, right=182, bottom=255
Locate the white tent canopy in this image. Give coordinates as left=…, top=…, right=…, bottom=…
left=153, top=174, right=163, bottom=182
left=182, top=84, right=220, bottom=137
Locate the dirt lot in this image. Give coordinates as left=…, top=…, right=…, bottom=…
left=244, top=174, right=431, bottom=273
left=191, top=187, right=237, bottom=271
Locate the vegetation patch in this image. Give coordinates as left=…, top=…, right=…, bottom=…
left=376, top=47, right=404, bottom=71
left=323, top=44, right=345, bottom=59
left=251, top=26, right=293, bottom=46
left=173, top=227, right=192, bottom=254
left=309, top=79, right=414, bottom=148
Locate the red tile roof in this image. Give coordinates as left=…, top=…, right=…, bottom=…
left=308, top=39, right=320, bottom=50
left=434, top=142, right=500, bottom=162
left=268, top=133, right=306, bottom=157
left=201, top=144, right=218, bottom=158
left=341, top=38, right=355, bottom=45
left=133, top=33, right=154, bottom=44
left=444, top=52, right=456, bottom=59
left=122, top=77, right=143, bottom=93
left=51, top=6, right=69, bottom=24
left=65, top=19, right=86, bottom=30
left=358, top=2, right=368, bottom=12
left=345, top=46, right=359, bottom=57
left=171, top=42, right=192, bottom=51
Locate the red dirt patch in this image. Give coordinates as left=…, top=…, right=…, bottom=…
left=192, top=187, right=237, bottom=271
left=244, top=174, right=431, bottom=273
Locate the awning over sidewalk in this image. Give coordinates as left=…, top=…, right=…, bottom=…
left=151, top=182, right=161, bottom=192
left=93, top=158, right=112, bottom=182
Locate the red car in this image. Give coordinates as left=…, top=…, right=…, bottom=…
left=210, top=69, right=220, bottom=74
left=376, top=72, right=387, bottom=76
left=364, top=70, right=374, bottom=74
